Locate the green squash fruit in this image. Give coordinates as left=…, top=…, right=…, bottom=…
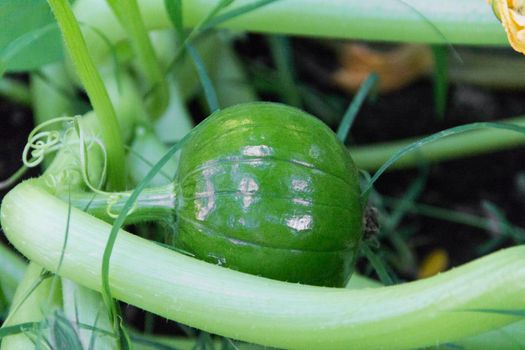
left=174, top=102, right=363, bottom=287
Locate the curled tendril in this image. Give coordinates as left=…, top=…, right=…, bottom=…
left=22, top=116, right=136, bottom=220
left=22, top=117, right=74, bottom=168
left=106, top=193, right=138, bottom=219
left=44, top=167, right=83, bottom=190
left=73, top=116, right=108, bottom=193
left=71, top=117, right=135, bottom=219
left=22, top=116, right=109, bottom=196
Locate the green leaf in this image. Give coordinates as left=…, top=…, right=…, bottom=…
left=202, top=0, right=280, bottom=31
left=361, top=242, right=396, bottom=286
left=0, top=0, right=63, bottom=72
left=268, top=35, right=301, bottom=108
left=0, top=322, right=40, bottom=339
left=51, top=313, right=84, bottom=350
left=468, top=309, right=525, bottom=317
left=432, top=45, right=449, bottom=120
left=187, top=44, right=219, bottom=113
left=164, top=0, right=184, bottom=43
left=0, top=287, right=8, bottom=318
left=336, top=73, right=378, bottom=143
left=362, top=121, right=525, bottom=197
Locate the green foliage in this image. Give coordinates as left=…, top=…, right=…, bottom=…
left=1, top=1, right=525, bottom=349
left=51, top=312, right=84, bottom=350
left=268, top=35, right=301, bottom=108
left=201, top=0, right=280, bottom=31
left=363, top=122, right=525, bottom=197
left=432, top=45, right=449, bottom=119
left=187, top=44, right=219, bottom=112
left=336, top=73, right=378, bottom=143
left=0, top=0, right=62, bottom=73
left=0, top=322, right=40, bottom=339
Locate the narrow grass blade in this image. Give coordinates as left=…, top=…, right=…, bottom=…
left=336, top=73, right=378, bottom=143
left=382, top=166, right=428, bottom=233
left=101, top=135, right=193, bottom=348
left=0, top=286, right=7, bottom=309
left=481, top=201, right=524, bottom=244
left=202, top=0, right=280, bottom=31
left=395, top=0, right=462, bottom=63
left=268, top=35, right=301, bottom=108
left=125, top=146, right=173, bottom=181
left=361, top=243, right=395, bottom=286
left=164, top=0, right=184, bottom=42
left=2, top=269, right=52, bottom=326
left=130, top=333, right=184, bottom=349
left=56, top=189, right=72, bottom=274
left=0, top=322, right=40, bottom=339
left=100, top=111, right=227, bottom=348
left=163, top=0, right=226, bottom=113
left=432, top=45, right=449, bottom=120
left=187, top=44, right=219, bottom=113
left=475, top=201, right=525, bottom=254
left=108, top=0, right=169, bottom=119
left=362, top=122, right=525, bottom=197
left=468, top=309, right=525, bottom=317
left=51, top=312, right=83, bottom=350
left=382, top=195, right=525, bottom=255
left=163, top=0, right=277, bottom=76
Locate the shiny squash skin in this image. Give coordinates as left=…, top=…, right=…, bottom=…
left=174, top=102, right=363, bottom=287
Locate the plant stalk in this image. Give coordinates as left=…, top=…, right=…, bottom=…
left=60, top=183, right=176, bottom=224
left=73, top=0, right=506, bottom=66
left=2, top=181, right=525, bottom=350
left=351, top=114, right=525, bottom=171
left=0, top=244, right=27, bottom=305
left=0, top=263, right=60, bottom=349
left=47, top=0, right=126, bottom=190
left=107, top=0, right=169, bottom=120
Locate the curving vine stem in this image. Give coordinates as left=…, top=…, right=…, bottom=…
left=2, top=181, right=525, bottom=350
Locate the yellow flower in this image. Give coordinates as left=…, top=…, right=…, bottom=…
left=490, top=0, right=525, bottom=54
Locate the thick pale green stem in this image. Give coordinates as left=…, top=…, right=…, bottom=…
left=61, top=279, right=115, bottom=349
left=1, top=263, right=60, bottom=349
left=0, top=244, right=26, bottom=304
left=2, top=182, right=525, bottom=350
left=73, top=0, right=506, bottom=65
left=47, top=0, right=126, bottom=190
left=107, top=0, right=169, bottom=120
left=351, top=115, right=525, bottom=171
left=59, top=183, right=176, bottom=224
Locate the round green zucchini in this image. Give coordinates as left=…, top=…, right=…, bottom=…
left=174, top=102, right=363, bottom=287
